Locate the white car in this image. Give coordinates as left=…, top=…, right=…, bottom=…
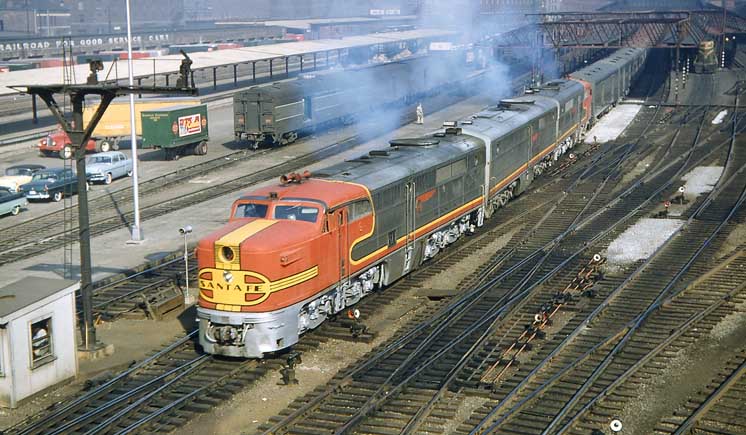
left=0, top=164, right=46, bottom=192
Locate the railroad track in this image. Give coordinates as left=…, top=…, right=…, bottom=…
left=253, top=76, right=746, bottom=435
left=6, top=99, right=641, bottom=435
left=454, top=83, right=746, bottom=435
left=655, top=348, right=746, bottom=435
left=0, top=70, right=531, bottom=267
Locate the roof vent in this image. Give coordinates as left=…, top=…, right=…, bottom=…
left=461, top=120, right=473, bottom=125
left=499, top=99, right=535, bottom=109
left=389, top=138, right=440, bottom=147
left=369, top=150, right=390, bottom=156
left=442, top=120, right=458, bottom=128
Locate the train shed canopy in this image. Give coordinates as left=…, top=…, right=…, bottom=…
left=0, top=28, right=457, bottom=96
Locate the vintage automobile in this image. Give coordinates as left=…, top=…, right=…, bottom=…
left=0, top=187, right=27, bottom=216
left=38, top=128, right=99, bottom=159
left=18, top=167, right=79, bottom=202
left=0, top=164, right=46, bottom=192
left=85, top=151, right=133, bottom=184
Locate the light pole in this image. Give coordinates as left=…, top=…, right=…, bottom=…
left=125, top=0, right=144, bottom=242
left=179, top=225, right=193, bottom=304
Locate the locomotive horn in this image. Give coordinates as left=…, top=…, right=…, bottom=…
left=302, top=170, right=312, bottom=179
left=280, top=174, right=290, bottom=184
left=291, top=173, right=302, bottom=183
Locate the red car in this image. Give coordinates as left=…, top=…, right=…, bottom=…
left=38, top=129, right=108, bottom=159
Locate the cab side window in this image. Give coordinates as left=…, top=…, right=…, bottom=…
left=349, top=199, right=372, bottom=222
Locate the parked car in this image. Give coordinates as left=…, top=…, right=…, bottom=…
left=85, top=151, right=133, bottom=184
left=38, top=128, right=99, bottom=159
left=0, top=164, right=46, bottom=192
left=18, top=167, right=79, bottom=202
left=0, top=187, right=27, bottom=216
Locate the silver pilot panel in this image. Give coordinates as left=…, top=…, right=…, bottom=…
left=0, top=277, right=79, bottom=408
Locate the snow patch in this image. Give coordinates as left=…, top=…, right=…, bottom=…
left=681, top=166, right=723, bottom=197
left=712, top=110, right=728, bottom=125
left=584, top=104, right=642, bottom=144
left=606, top=218, right=684, bottom=266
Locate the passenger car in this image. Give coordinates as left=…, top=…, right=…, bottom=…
left=0, top=187, right=27, bottom=216
left=18, top=168, right=79, bottom=202
left=0, top=164, right=46, bottom=192
left=85, top=151, right=133, bottom=184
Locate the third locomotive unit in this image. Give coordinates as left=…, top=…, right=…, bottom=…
left=197, top=48, right=648, bottom=358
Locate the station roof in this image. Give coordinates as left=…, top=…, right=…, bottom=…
left=0, top=277, right=78, bottom=322
left=0, top=28, right=456, bottom=97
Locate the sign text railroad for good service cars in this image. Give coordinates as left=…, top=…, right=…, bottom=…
left=0, top=34, right=170, bottom=52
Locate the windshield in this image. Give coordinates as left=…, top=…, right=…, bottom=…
left=87, top=156, right=112, bottom=164
left=274, top=205, right=319, bottom=223
left=32, top=172, right=58, bottom=181
left=5, top=168, right=32, bottom=176
left=234, top=203, right=268, bottom=218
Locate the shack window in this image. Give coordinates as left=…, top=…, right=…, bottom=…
left=30, top=317, right=53, bottom=368
left=350, top=199, right=373, bottom=222
left=234, top=203, right=268, bottom=218
left=538, top=118, right=545, bottom=130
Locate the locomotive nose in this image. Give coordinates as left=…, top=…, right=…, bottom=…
left=196, top=219, right=320, bottom=312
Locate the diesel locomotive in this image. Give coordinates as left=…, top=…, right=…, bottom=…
left=233, top=50, right=482, bottom=148
left=197, top=48, right=648, bottom=358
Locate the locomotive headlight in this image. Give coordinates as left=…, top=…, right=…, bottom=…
left=220, top=246, right=235, bottom=262
left=223, top=270, right=234, bottom=283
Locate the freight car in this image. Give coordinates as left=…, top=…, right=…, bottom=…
left=197, top=48, right=648, bottom=358
left=233, top=51, right=478, bottom=149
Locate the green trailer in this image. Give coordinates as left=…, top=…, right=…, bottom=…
left=140, top=104, right=209, bottom=160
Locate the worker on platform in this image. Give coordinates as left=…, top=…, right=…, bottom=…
left=416, top=103, right=424, bottom=125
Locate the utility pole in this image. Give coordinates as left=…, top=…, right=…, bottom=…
left=12, top=55, right=197, bottom=352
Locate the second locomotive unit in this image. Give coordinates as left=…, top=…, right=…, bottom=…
left=197, top=48, right=648, bottom=358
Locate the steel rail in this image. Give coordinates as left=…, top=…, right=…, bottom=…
left=550, top=89, right=745, bottom=435
left=48, top=354, right=208, bottom=435
left=81, top=355, right=211, bottom=435
left=11, top=330, right=198, bottom=435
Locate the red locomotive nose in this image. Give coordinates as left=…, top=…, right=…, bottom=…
left=196, top=212, right=334, bottom=313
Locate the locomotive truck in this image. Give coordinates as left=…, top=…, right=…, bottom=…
left=197, top=48, right=648, bottom=358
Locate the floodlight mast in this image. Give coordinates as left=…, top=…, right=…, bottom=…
left=11, top=59, right=196, bottom=351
